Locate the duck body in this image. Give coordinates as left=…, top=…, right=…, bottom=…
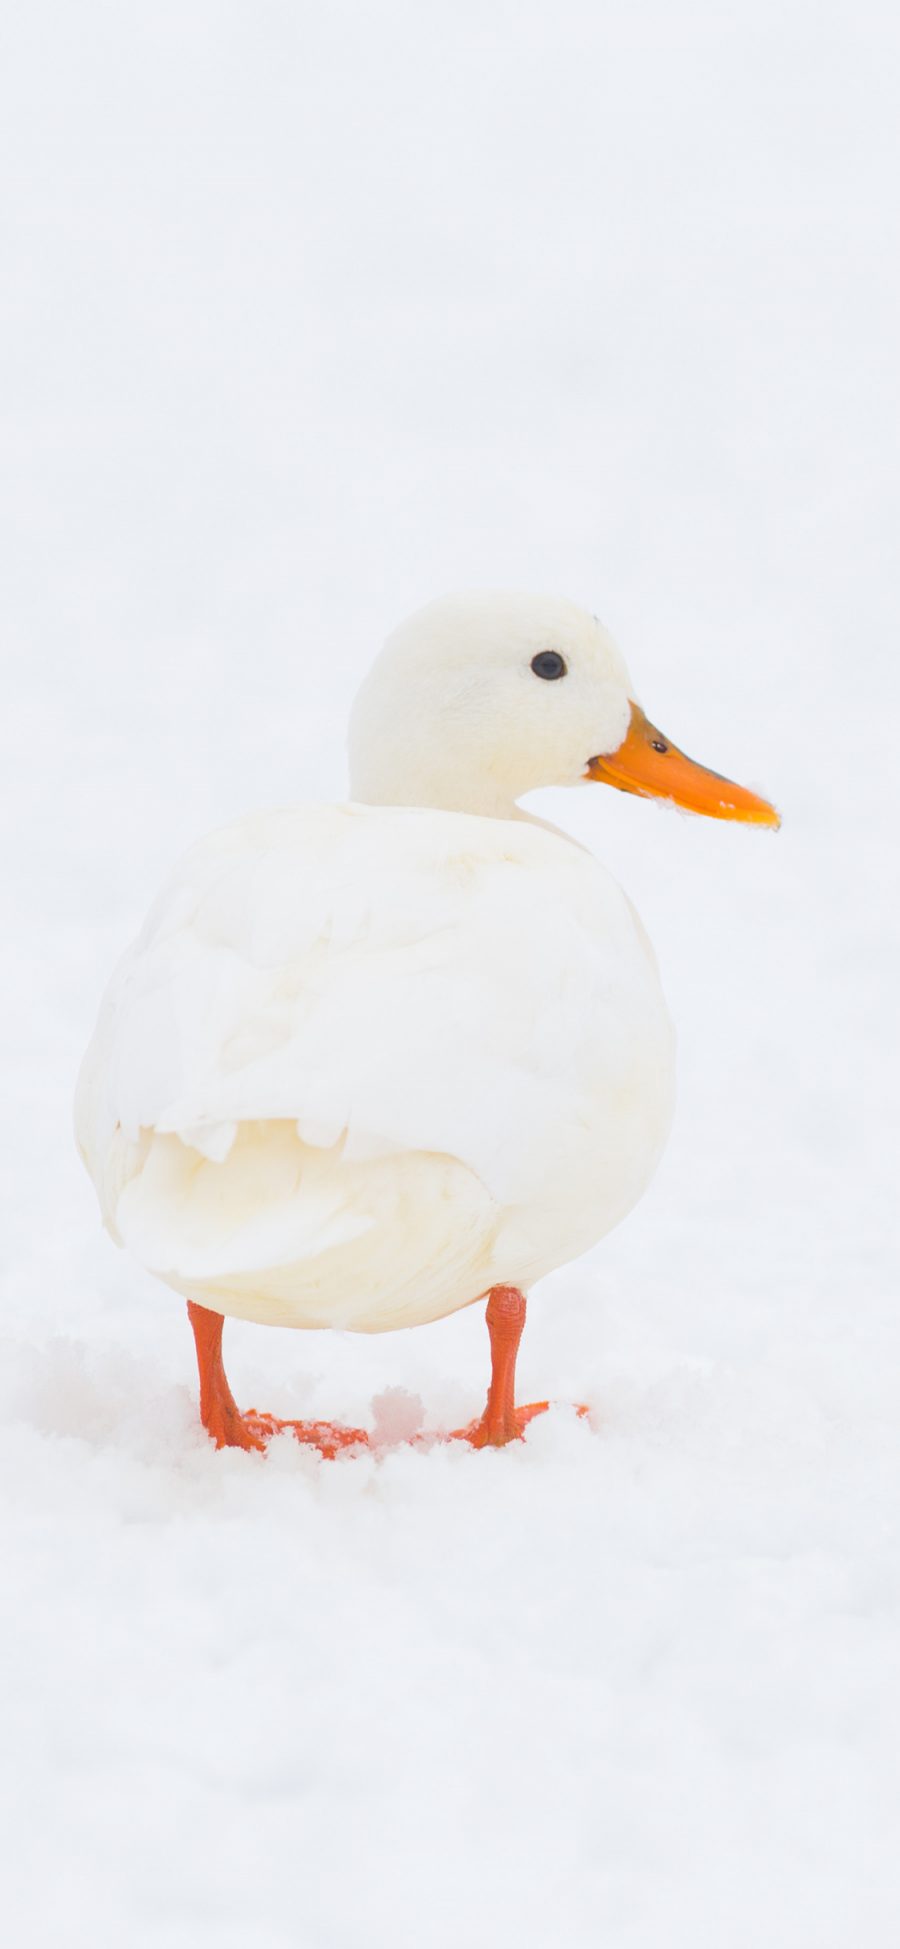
left=75, top=592, right=777, bottom=1451
left=75, top=801, right=675, bottom=1335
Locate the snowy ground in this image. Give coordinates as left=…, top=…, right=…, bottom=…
left=3, top=3, right=899, bottom=1944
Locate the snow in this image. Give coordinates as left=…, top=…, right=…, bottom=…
left=2, top=2, right=899, bottom=1944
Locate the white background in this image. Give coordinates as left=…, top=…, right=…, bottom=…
left=2, top=4, right=899, bottom=1944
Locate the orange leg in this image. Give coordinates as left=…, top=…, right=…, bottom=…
left=460, top=1285, right=551, bottom=1448
left=188, top=1289, right=581, bottom=1460
left=187, top=1301, right=369, bottom=1458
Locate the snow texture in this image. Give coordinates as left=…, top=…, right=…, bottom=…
left=2, top=3, right=899, bottom=1945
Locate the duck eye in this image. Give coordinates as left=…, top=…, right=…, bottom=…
left=650, top=738, right=669, bottom=754
left=530, top=651, right=567, bottom=681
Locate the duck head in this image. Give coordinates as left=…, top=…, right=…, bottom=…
left=349, top=592, right=780, bottom=828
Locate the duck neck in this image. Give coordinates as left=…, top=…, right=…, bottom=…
left=353, top=772, right=525, bottom=821
left=349, top=738, right=527, bottom=822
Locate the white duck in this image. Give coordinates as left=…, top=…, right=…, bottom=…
left=75, top=593, right=778, bottom=1452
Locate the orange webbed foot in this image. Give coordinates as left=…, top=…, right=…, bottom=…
left=455, top=1399, right=551, bottom=1448
left=200, top=1393, right=267, bottom=1453
left=242, top=1412, right=370, bottom=1458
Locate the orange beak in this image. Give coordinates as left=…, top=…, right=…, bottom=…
left=586, top=703, right=780, bottom=829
